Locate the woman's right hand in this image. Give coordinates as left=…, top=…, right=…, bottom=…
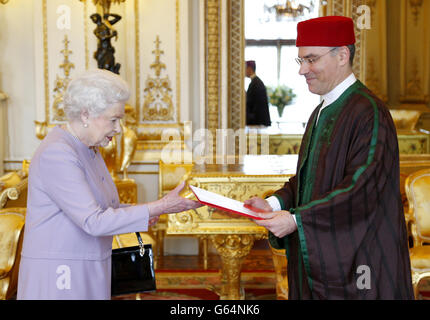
left=147, top=181, right=202, bottom=217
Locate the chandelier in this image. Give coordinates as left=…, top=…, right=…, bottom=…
left=265, top=0, right=315, bottom=20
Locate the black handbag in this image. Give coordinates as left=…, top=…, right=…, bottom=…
left=111, top=232, right=156, bottom=296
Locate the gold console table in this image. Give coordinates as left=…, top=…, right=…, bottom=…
left=167, top=155, right=296, bottom=300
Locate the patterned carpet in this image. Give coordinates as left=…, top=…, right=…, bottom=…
left=112, top=238, right=430, bottom=300
left=112, top=240, right=278, bottom=300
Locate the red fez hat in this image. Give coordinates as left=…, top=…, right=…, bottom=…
left=296, top=16, right=355, bottom=47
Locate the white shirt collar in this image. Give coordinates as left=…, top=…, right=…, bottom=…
left=321, top=73, right=357, bottom=109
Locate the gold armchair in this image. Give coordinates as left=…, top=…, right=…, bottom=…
left=0, top=207, right=26, bottom=300
left=405, top=169, right=430, bottom=299
left=0, top=162, right=29, bottom=209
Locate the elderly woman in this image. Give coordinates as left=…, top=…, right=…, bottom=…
left=17, top=69, right=200, bottom=300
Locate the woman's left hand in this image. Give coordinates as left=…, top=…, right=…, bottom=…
left=148, top=216, right=159, bottom=226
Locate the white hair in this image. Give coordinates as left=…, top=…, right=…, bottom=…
left=63, top=69, right=130, bottom=121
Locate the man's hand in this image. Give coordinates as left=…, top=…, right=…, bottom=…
left=244, top=197, right=273, bottom=212
left=253, top=211, right=297, bottom=238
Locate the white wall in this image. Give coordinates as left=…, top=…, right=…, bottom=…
left=0, top=1, right=38, bottom=161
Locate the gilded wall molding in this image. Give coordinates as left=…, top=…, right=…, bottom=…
left=363, top=0, right=388, bottom=102
left=409, top=0, right=423, bottom=25
left=84, top=0, right=89, bottom=69
left=206, top=0, right=221, bottom=139
left=34, top=0, right=50, bottom=138
left=365, top=57, right=387, bottom=102
left=43, top=0, right=49, bottom=126
left=176, top=0, right=181, bottom=123
left=228, top=0, right=245, bottom=131
left=36, top=0, right=87, bottom=138
left=134, top=0, right=141, bottom=120
left=399, top=0, right=430, bottom=105
left=324, top=0, right=366, bottom=82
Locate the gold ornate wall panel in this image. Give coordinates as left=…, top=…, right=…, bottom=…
left=136, top=0, right=180, bottom=125
left=399, top=0, right=430, bottom=108
left=33, top=0, right=187, bottom=163
left=133, top=0, right=184, bottom=162
left=323, top=0, right=366, bottom=82
left=34, top=0, right=109, bottom=136
left=362, top=0, right=388, bottom=102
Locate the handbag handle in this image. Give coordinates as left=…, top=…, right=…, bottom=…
left=135, top=232, right=145, bottom=256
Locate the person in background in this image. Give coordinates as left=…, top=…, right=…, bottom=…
left=245, top=60, right=271, bottom=127
left=17, top=69, right=201, bottom=300
left=245, top=16, right=414, bottom=300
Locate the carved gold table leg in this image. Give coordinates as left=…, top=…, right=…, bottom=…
left=209, top=234, right=255, bottom=300
left=198, top=235, right=209, bottom=270
left=270, top=246, right=289, bottom=299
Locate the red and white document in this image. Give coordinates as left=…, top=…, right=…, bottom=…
left=189, top=185, right=264, bottom=220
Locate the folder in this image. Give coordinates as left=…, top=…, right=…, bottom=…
left=189, top=185, right=264, bottom=220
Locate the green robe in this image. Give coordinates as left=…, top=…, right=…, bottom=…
left=270, top=81, right=414, bottom=299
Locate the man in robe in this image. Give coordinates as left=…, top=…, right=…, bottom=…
left=245, top=16, right=414, bottom=299
left=245, top=60, right=271, bottom=126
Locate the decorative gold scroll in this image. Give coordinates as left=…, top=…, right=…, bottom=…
left=52, top=35, right=75, bottom=122
left=142, top=36, right=174, bottom=122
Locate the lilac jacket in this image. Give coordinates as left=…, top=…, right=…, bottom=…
left=17, top=126, right=149, bottom=299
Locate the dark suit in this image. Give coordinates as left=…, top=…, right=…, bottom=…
left=246, top=76, right=271, bottom=126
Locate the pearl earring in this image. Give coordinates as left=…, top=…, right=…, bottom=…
left=83, top=123, right=88, bottom=128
